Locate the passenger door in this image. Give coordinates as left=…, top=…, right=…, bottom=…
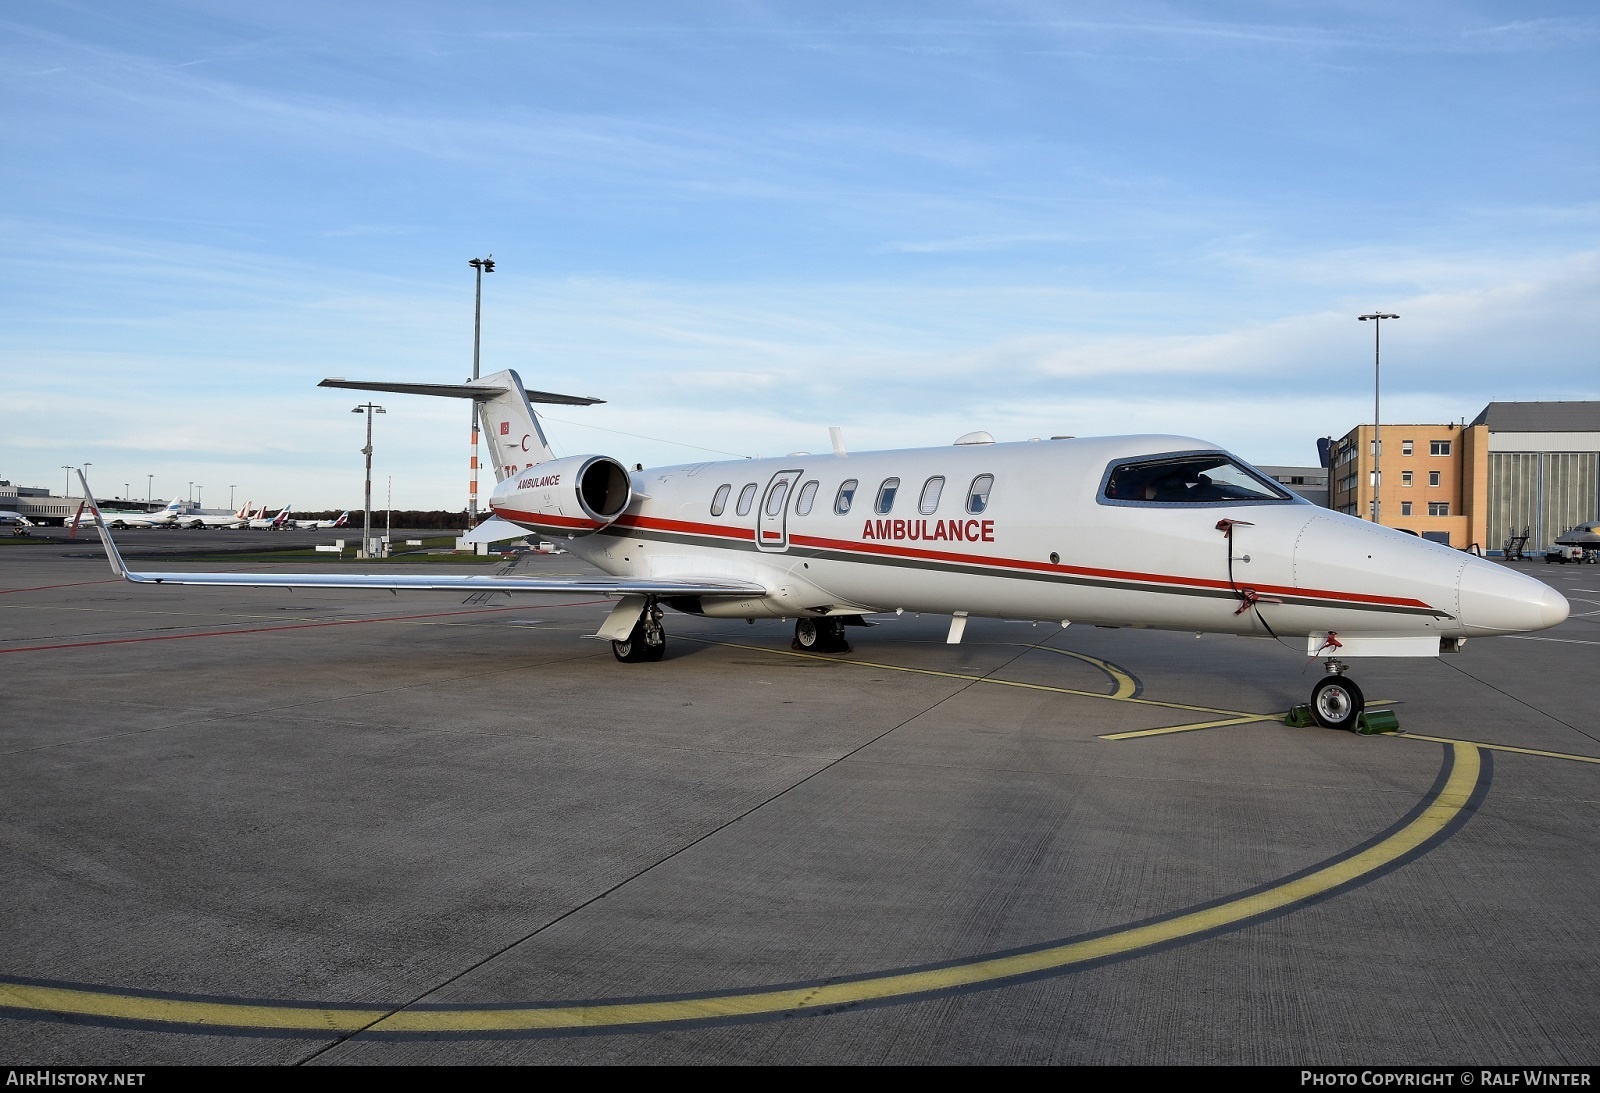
left=756, top=469, right=803, bottom=552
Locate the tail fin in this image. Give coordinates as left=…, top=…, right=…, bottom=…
left=318, top=369, right=603, bottom=482
left=272, top=505, right=292, bottom=526
left=332, top=512, right=348, bottom=527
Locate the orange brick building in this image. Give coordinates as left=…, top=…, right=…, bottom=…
left=1329, top=402, right=1600, bottom=552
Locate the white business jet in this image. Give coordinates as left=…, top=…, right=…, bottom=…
left=95, top=498, right=250, bottom=530
left=247, top=504, right=293, bottom=530
left=78, top=369, right=1568, bottom=731
left=292, top=511, right=349, bottom=530
left=99, top=497, right=185, bottom=528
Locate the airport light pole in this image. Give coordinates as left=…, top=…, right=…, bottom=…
left=467, top=255, right=494, bottom=525
left=62, top=466, right=72, bottom=499
left=146, top=475, right=153, bottom=502
left=229, top=485, right=236, bottom=511
left=1358, top=312, right=1399, bottom=524
left=195, top=485, right=203, bottom=509
left=353, top=403, right=385, bottom=558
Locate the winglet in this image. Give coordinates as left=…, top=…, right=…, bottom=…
left=75, top=471, right=129, bottom=580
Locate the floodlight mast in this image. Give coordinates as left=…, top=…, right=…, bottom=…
left=353, top=403, right=386, bottom=558
left=467, top=256, right=495, bottom=524
left=1358, top=312, right=1399, bottom=524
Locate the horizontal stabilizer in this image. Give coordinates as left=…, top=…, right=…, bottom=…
left=460, top=517, right=529, bottom=545
left=319, top=378, right=603, bottom=405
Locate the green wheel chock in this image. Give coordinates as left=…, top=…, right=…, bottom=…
left=1356, top=709, right=1400, bottom=735
left=1284, top=705, right=1315, bottom=727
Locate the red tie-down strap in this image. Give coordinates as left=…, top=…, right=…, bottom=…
left=1232, top=587, right=1285, bottom=615
left=1311, top=631, right=1344, bottom=656
left=1215, top=518, right=1255, bottom=538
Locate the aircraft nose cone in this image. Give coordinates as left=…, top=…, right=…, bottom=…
left=1457, top=559, right=1569, bottom=635
left=1537, top=581, right=1571, bottom=629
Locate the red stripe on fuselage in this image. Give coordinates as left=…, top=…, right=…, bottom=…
left=497, top=508, right=1434, bottom=612
left=491, top=506, right=605, bottom=532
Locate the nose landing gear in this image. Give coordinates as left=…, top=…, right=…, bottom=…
left=1309, top=659, right=1364, bottom=730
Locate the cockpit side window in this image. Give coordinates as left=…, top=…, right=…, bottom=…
left=710, top=483, right=731, bottom=517
left=1102, top=454, right=1291, bottom=505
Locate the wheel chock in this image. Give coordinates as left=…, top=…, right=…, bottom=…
left=1355, top=709, right=1400, bottom=735
left=1284, top=705, right=1315, bottom=727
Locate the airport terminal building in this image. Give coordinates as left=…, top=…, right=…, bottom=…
left=1330, top=401, right=1600, bottom=552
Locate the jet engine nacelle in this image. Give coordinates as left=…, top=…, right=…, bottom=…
left=503, top=454, right=633, bottom=535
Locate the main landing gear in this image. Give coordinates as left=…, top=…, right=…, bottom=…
left=793, top=617, right=851, bottom=654
left=612, top=601, right=666, bottom=663
left=1309, top=659, right=1364, bottom=730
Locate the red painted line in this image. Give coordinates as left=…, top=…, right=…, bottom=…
left=0, top=599, right=608, bottom=656
left=491, top=507, right=604, bottom=532
left=470, top=507, right=1436, bottom=614
left=611, top=514, right=1434, bottom=612
left=615, top=513, right=753, bottom=542
left=0, top=579, right=122, bottom=596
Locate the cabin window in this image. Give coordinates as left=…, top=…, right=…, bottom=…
left=710, top=483, right=731, bottom=516
left=966, top=474, right=994, bottom=514
left=1102, top=454, right=1290, bottom=504
left=764, top=479, right=790, bottom=517
left=918, top=476, right=945, bottom=515
left=1430, top=440, right=1452, bottom=456
left=834, top=479, right=858, bottom=514
left=736, top=483, right=757, bottom=517
left=875, top=478, right=900, bottom=514
left=795, top=480, right=819, bottom=516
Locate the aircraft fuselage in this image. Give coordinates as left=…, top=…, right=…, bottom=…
left=489, top=433, right=1567, bottom=645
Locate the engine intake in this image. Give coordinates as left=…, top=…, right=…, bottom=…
left=498, top=454, right=633, bottom=535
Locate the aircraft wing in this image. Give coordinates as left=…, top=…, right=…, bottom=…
left=77, top=472, right=764, bottom=599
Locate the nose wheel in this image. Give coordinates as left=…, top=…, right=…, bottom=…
left=1309, top=665, right=1364, bottom=730
left=794, top=617, right=851, bottom=654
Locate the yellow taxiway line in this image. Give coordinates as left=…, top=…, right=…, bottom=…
left=1397, top=733, right=1600, bottom=766
left=697, top=638, right=1252, bottom=720
left=0, top=743, right=1481, bottom=1036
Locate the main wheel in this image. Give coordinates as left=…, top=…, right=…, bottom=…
left=794, top=617, right=851, bottom=653
left=794, top=618, right=822, bottom=651
left=612, top=615, right=666, bottom=663
left=1310, top=675, right=1364, bottom=730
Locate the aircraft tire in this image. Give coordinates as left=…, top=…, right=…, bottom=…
left=613, top=616, right=666, bottom=663
left=1310, top=675, right=1364, bottom=731
left=794, top=618, right=850, bottom=653
left=794, top=618, right=822, bottom=651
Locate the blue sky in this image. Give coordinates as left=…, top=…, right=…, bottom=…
left=3, top=2, right=1596, bottom=510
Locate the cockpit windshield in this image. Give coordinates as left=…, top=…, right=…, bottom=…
left=1102, top=453, right=1291, bottom=504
